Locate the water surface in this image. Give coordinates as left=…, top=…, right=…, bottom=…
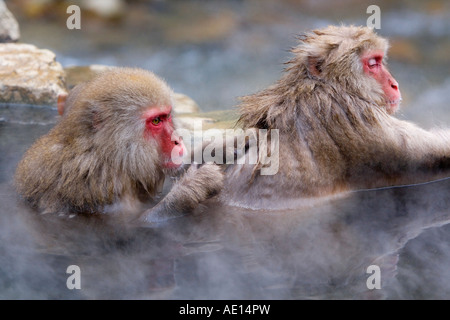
left=2, top=105, right=450, bottom=299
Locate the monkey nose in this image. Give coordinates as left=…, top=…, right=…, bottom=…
left=390, top=79, right=399, bottom=91
left=173, top=136, right=182, bottom=145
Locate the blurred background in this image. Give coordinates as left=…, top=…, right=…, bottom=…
left=6, top=0, right=450, bottom=127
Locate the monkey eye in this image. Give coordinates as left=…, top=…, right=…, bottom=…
left=151, top=117, right=161, bottom=126
left=368, top=57, right=381, bottom=69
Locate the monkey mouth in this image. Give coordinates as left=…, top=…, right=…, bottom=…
left=387, top=98, right=402, bottom=106
left=163, top=154, right=185, bottom=169
left=386, top=98, right=402, bottom=113
left=163, top=160, right=182, bottom=169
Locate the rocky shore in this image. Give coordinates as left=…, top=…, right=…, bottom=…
left=0, top=0, right=236, bottom=130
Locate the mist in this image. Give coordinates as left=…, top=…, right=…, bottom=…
left=3, top=105, right=450, bottom=299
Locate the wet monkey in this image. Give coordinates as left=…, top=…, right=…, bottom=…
left=15, top=68, right=224, bottom=223
left=219, top=25, right=450, bottom=210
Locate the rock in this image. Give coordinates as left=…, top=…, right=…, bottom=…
left=173, top=93, right=200, bottom=114
left=174, top=110, right=239, bottom=132
left=0, top=43, right=66, bottom=105
left=173, top=116, right=216, bottom=132
left=0, top=0, right=20, bottom=42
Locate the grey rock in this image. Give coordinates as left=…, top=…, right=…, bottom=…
left=173, top=93, right=200, bottom=114
left=0, top=43, right=66, bottom=105
left=0, top=0, right=20, bottom=42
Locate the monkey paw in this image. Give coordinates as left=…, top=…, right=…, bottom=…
left=184, top=162, right=225, bottom=200
left=139, top=162, right=225, bottom=225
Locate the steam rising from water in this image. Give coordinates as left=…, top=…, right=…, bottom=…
left=3, top=105, right=450, bottom=299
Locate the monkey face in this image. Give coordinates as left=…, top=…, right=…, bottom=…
left=361, top=49, right=402, bottom=114
left=142, top=105, right=185, bottom=170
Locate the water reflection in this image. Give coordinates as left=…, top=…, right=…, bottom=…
left=2, top=107, right=450, bottom=299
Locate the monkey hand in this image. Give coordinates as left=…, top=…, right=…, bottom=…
left=175, top=162, right=225, bottom=203
left=139, top=163, right=224, bottom=224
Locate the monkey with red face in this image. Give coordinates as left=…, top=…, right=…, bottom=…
left=15, top=68, right=223, bottom=223
left=220, top=25, right=450, bottom=210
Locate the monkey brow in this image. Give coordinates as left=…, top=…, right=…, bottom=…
left=142, top=106, right=172, bottom=120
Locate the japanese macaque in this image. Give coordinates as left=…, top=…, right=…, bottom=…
left=14, top=68, right=224, bottom=223
left=218, top=25, right=450, bottom=210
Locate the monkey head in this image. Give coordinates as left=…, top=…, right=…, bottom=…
left=293, top=25, right=402, bottom=114
left=14, top=68, right=191, bottom=213
left=64, top=68, right=186, bottom=177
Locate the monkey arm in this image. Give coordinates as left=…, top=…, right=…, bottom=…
left=139, top=163, right=224, bottom=224
left=187, top=130, right=254, bottom=167
left=387, top=119, right=450, bottom=171
left=346, top=119, right=450, bottom=189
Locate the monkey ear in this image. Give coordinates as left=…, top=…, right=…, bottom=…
left=307, top=56, right=323, bottom=77
left=57, top=93, right=68, bottom=116
left=85, top=101, right=103, bottom=130
left=91, top=110, right=103, bottom=130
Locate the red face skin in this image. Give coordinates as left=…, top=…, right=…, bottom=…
left=361, top=50, right=402, bottom=114
left=143, top=106, right=185, bottom=169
